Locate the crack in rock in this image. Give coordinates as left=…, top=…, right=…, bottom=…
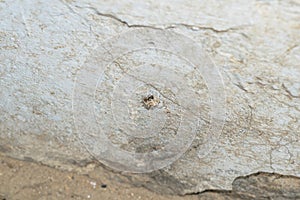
left=67, top=3, right=250, bottom=33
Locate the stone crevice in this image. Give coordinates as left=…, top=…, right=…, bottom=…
left=68, top=3, right=250, bottom=33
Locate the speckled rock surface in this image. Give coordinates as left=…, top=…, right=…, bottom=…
left=0, top=0, right=299, bottom=195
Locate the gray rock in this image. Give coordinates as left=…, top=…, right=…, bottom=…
left=0, top=0, right=299, bottom=195
left=199, top=172, right=300, bottom=200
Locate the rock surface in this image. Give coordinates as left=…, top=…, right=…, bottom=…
left=199, top=172, right=300, bottom=199
left=0, top=0, right=300, bottom=195
left=1, top=154, right=300, bottom=199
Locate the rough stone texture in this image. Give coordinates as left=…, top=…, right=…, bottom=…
left=198, top=172, right=300, bottom=200
left=1, top=154, right=300, bottom=199
left=0, top=0, right=299, bottom=196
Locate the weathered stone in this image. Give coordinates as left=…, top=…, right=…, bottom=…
left=0, top=0, right=299, bottom=195
left=199, top=172, right=300, bottom=200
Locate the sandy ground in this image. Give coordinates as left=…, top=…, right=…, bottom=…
left=0, top=154, right=198, bottom=200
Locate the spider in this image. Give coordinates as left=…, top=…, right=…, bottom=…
left=142, top=94, right=160, bottom=110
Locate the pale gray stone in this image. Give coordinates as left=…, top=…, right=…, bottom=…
left=0, top=0, right=299, bottom=195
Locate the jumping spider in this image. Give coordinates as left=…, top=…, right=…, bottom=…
left=142, top=94, right=160, bottom=110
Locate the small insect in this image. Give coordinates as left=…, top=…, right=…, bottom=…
left=142, top=94, right=160, bottom=110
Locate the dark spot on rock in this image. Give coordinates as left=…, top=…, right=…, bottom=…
left=24, top=156, right=34, bottom=162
